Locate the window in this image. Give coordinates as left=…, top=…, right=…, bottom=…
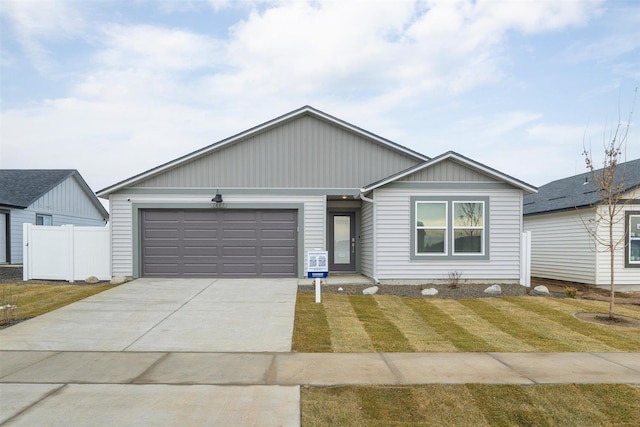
left=36, top=214, right=52, bottom=226
left=627, top=212, right=640, bottom=268
left=416, top=202, right=447, bottom=255
left=412, top=197, right=488, bottom=260
left=453, top=202, right=484, bottom=254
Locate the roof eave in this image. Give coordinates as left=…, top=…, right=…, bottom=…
left=361, top=151, right=538, bottom=194
left=98, top=106, right=430, bottom=197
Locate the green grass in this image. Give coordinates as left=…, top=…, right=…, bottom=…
left=293, top=294, right=640, bottom=353
left=301, top=384, right=640, bottom=426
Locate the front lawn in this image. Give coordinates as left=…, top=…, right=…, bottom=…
left=302, top=384, right=640, bottom=426
left=293, top=293, right=640, bottom=352
left=1, top=282, right=119, bottom=326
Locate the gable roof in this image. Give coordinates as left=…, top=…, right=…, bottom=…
left=97, top=106, right=430, bottom=197
left=523, top=158, right=640, bottom=216
left=0, top=169, right=109, bottom=218
left=360, top=151, right=538, bottom=193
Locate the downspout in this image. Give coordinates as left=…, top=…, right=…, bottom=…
left=358, top=190, right=380, bottom=284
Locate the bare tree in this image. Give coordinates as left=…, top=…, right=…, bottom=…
left=581, top=90, right=636, bottom=319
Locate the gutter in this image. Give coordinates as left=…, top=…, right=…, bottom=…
left=357, top=190, right=380, bottom=284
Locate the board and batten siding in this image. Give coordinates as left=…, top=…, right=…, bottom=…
left=595, top=203, right=640, bottom=286
left=135, top=115, right=420, bottom=189
left=360, top=201, right=374, bottom=279
left=373, top=187, right=523, bottom=280
left=8, top=176, right=106, bottom=264
left=109, top=192, right=325, bottom=277
left=524, top=210, right=596, bottom=284
left=398, top=159, right=499, bottom=182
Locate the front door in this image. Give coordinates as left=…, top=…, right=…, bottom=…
left=329, top=212, right=356, bottom=272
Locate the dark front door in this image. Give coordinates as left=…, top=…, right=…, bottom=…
left=329, top=212, right=356, bottom=272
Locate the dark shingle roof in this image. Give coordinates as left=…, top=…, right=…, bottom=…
left=524, top=158, right=640, bottom=216
left=0, top=170, right=76, bottom=208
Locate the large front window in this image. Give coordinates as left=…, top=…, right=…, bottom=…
left=414, top=198, right=487, bottom=258
left=628, top=212, right=640, bottom=267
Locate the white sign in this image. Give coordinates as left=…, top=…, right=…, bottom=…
left=307, top=250, right=328, bottom=278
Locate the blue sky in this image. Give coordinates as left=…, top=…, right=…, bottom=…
left=1, top=0, right=638, bottom=198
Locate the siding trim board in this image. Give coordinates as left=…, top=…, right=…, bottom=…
left=119, top=188, right=361, bottom=196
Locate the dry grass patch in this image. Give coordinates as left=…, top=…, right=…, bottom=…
left=403, top=298, right=498, bottom=351
left=458, top=299, right=576, bottom=352
left=301, top=384, right=640, bottom=426
left=293, top=293, right=332, bottom=352
left=435, top=299, right=535, bottom=352
left=374, top=296, right=457, bottom=352
left=321, top=294, right=374, bottom=352
left=2, top=283, right=119, bottom=322
left=348, top=295, right=413, bottom=352
left=505, top=297, right=640, bottom=351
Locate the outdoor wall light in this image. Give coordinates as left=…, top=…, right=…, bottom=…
left=212, top=193, right=223, bottom=203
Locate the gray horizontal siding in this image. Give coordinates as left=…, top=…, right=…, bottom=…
left=135, top=115, right=420, bottom=189
left=109, top=193, right=326, bottom=277
left=374, top=187, right=523, bottom=280
left=524, top=210, right=596, bottom=284
left=595, top=203, right=640, bottom=286
left=399, top=159, right=498, bottom=182
left=360, top=201, right=374, bottom=278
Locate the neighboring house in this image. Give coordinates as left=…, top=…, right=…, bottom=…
left=97, top=106, right=536, bottom=281
left=0, top=169, right=109, bottom=264
left=523, top=158, right=640, bottom=289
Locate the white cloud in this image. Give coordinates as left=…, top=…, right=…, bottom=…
left=0, top=0, right=86, bottom=71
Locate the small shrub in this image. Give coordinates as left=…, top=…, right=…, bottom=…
left=447, top=271, right=462, bottom=289
left=564, top=286, right=578, bottom=298
left=1, top=284, right=19, bottom=326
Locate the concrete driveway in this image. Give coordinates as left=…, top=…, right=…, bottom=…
left=0, top=278, right=298, bottom=352
left=0, top=278, right=301, bottom=426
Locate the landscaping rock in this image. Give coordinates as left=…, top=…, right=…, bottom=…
left=484, top=284, right=502, bottom=296
left=532, top=285, right=550, bottom=296
left=362, top=286, right=379, bottom=295
left=338, top=287, right=344, bottom=292
left=110, top=276, right=127, bottom=285
left=85, top=276, right=100, bottom=284
left=421, top=288, right=439, bottom=296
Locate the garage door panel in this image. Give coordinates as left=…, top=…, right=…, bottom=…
left=141, top=209, right=297, bottom=278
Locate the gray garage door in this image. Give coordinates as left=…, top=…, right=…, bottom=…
left=141, top=209, right=297, bottom=278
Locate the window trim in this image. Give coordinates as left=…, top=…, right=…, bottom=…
left=36, top=214, right=53, bottom=226
left=625, top=211, right=640, bottom=268
left=410, top=196, right=490, bottom=261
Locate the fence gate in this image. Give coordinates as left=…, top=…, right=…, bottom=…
left=23, top=224, right=110, bottom=282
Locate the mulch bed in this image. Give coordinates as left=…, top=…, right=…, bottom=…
left=298, top=283, right=531, bottom=299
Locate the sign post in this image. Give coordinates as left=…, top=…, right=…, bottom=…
left=307, top=250, right=328, bottom=303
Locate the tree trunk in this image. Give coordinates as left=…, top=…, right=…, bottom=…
left=609, top=227, right=615, bottom=319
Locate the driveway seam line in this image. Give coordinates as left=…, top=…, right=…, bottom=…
left=0, top=351, right=61, bottom=380
left=130, top=352, right=171, bottom=384
left=122, top=279, right=219, bottom=351
left=0, top=383, right=67, bottom=425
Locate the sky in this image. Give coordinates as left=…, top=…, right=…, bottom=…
left=1, top=0, right=639, bottom=204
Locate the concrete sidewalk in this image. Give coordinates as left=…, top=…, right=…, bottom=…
left=2, top=351, right=639, bottom=386
left=2, top=351, right=638, bottom=425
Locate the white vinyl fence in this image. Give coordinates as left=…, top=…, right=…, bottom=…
left=23, top=224, right=110, bottom=282
left=520, top=231, right=532, bottom=287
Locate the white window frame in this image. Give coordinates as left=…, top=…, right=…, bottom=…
left=452, top=201, right=485, bottom=256
left=415, top=201, right=448, bottom=256
left=36, top=214, right=53, bottom=226
left=628, top=213, right=640, bottom=267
